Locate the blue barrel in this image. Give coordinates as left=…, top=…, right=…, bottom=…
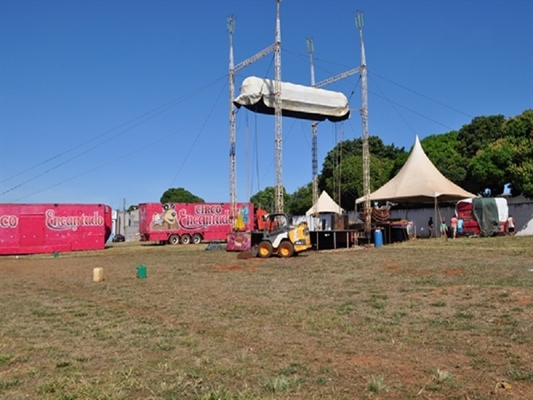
left=374, top=229, right=383, bottom=247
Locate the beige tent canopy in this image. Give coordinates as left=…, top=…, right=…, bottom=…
left=306, top=191, right=344, bottom=216
left=356, top=136, right=475, bottom=204
left=233, top=76, right=350, bottom=122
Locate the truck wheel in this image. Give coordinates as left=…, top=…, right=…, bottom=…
left=192, top=234, right=202, bottom=244
left=278, top=241, right=294, bottom=258
left=168, top=234, right=180, bottom=245
left=181, top=234, right=191, bottom=245
left=258, top=241, right=273, bottom=258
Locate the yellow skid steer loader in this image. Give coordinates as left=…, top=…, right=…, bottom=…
left=254, top=213, right=312, bottom=258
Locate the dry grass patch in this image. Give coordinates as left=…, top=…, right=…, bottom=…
left=1, top=236, right=532, bottom=399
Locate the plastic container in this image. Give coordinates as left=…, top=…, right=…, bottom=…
left=137, top=265, right=147, bottom=279
left=374, top=229, right=383, bottom=247
left=93, top=267, right=104, bottom=282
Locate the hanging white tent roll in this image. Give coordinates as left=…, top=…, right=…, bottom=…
left=233, top=76, right=350, bottom=122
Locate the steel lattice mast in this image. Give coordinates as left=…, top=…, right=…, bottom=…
left=274, top=0, right=283, bottom=213
left=227, top=16, right=237, bottom=217
left=356, top=11, right=371, bottom=236
left=227, top=5, right=278, bottom=219
left=306, top=38, right=319, bottom=219
left=309, top=41, right=363, bottom=220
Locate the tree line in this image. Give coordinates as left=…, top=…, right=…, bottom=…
left=155, top=109, right=532, bottom=215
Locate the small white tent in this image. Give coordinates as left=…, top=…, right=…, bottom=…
left=356, top=136, right=475, bottom=204
left=306, top=191, right=344, bottom=216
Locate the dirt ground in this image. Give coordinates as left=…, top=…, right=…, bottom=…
left=1, top=237, right=533, bottom=399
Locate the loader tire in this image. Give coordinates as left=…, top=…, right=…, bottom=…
left=258, top=241, right=273, bottom=258
left=278, top=241, right=294, bottom=258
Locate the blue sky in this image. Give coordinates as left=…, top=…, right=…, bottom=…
left=1, top=0, right=532, bottom=210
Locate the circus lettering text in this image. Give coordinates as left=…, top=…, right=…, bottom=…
left=45, top=209, right=104, bottom=231
left=0, top=215, right=18, bottom=228
left=178, top=207, right=230, bottom=230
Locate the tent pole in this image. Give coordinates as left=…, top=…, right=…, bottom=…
left=434, top=197, right=438, bottom=238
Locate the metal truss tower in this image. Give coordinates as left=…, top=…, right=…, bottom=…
left=356, top=11, right=371, bottom=236
left=307, top=23, right=365, bottom=221
left=273, top=0, right=283, bottom=213
left=227, top=1, right=279, bottom=219
left=306, top=38, right=319, bottom=219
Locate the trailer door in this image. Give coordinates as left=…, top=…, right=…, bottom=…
left=19, top=215, right=45, bottom=247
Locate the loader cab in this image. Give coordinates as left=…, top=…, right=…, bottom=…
left=256, top=213, right=311, bottom=258
left=263, top=213, right=291, bottom=233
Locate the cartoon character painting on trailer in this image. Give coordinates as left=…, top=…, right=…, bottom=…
left=234, top=204, right=249, bottom=231
left=151, top=203, right=179, bottom=230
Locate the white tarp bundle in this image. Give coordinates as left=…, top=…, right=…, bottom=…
left=306, top=190, right=344, bottom=216
left=356, top=136, right=476, bottom=204
left=233, top=76, right=350, bottom=122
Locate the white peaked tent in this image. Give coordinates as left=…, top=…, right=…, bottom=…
left=306, top=191, right=344, bottom=216
left=356, top=136, right=475, bottom=204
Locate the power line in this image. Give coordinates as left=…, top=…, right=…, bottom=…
left=169, top=79, right=228, bottom=186
left=370, top=72, right=474, bottom=119
left=1, top=75, right=226, bottom=183
left=280, top=47, right=473, bottom=130
left=1, top=75, right=227, bottom=196
left=368, top=74, right=418, bottom=136
left=368, top=88, right=456, bottom=131
left=12, top=119, right=204, bottom=202
left=285, top=47, right=474, bottom=120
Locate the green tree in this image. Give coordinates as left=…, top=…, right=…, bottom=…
left=457, top=115, right=506, bottom=159
left=458, top=110, right=533, bottom=196
left=421, top=132, right=468, bottom=185
left=502, top=109, right=533, bottom=139
left=320, top=136, right=405, bottom=183
left=508, top=137, right=533, bottom=197
left=322, top=154, right=394, bottom=210
left=502, top=110, right=533, bottom=197
left=160, top=187, right=204, bottom=204
left=318, top=136, right=405, bottom=209
left=286, top=183, right=313, bottom=215
left=249, top=186, right=289, bottom=213
left=468, top=138, right=514, bottom=195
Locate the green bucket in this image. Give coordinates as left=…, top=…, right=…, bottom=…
left=136, top=265, right=147, bottom=279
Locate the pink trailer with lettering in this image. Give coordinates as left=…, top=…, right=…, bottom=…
left=138, top=202, right=254, bottom=245
left=0, top=203, right=112, bottom=255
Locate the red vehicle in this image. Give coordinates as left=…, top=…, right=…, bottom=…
left=0, top=203, right=112, bottom=255
left=455, top=197, right=508, bottom=236
left=138, top=202, right=255, bottom=245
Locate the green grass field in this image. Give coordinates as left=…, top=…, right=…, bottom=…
left=1, top=236, right=532, bottom=399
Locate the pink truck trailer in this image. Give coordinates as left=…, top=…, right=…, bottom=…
left=138, top=202, right=254, bottom=245
left=0, top=203, right=112, bottom=255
